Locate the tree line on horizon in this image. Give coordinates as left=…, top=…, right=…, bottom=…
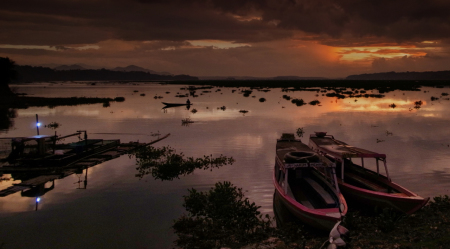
left=346, top=70, right=450, bottom=80
left=13, top=65, right=199, bottom=82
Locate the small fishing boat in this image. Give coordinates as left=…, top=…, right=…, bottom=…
left=309, top=132, right=429, bottom=214
left=273, top=133, right=347, bottom=231
left=161, top=102, right=192, bottom=107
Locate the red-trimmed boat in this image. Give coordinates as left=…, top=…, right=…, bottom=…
left=309, top=132, right=429, bottom=214
left=273, top=133, right=347, bottom=231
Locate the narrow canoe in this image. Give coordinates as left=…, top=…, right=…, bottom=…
left=161, top=102, right=191, bottom=107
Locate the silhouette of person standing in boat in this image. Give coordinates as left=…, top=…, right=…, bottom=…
left=186, top=99, right=191, bottom=105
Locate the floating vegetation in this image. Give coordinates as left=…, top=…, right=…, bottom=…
left=103, top=102, right=110, bottom=107
left=45, top=122, right=61, bottom=129
left=414, top=100, right=423, bottom=109
left=175, top=94, right=189, bottom=98
left=165, top=91, right=170, bottom=94
left=140, top=93, right=145, bottom=96
left=296, top=127, right=305, bottom=138
left=442, top=92, right=449, bottom=96
left=241, top=90, right=253, bottom=97
left=181, top=117, right=194, bottom=125
left=132, top=146, right=235, bottom=180
left=377, top=139, right=385, bottom=143
left=309, top=100, right=320, bottom=105
left=180, top=86, right=214, bottom=91
left=114, top=97, right=125, bottom=102
left=217, top=106, right=226, bottom=111
left=326, top=92, right=346, bottom=99
left=133, top=90, right=139, bottom=93
left=389, top=103, right=396, bottom=108
left=259, top=98, right=266, bottom=102
left=386, top=130, right=393, bottom=136
left=431, top=96, right=439, bottom=101
left=239, top=110, right=248, bottom=113
left=282, top=95, right=291, bottom=101
left=291, top=98, right=305, bottom=106
left=173, top=181, right=272, bottom=249
left=191, top=108, right=197, bottom=114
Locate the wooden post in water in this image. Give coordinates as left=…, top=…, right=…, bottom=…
left=36, top=114, right=40, bottom=135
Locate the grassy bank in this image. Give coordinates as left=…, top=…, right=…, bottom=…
left=173, top=182, right=450, bottom=249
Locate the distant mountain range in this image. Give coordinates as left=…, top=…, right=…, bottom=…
left=53, top=64, right=173, bottom=76
left=198, top=76, right=327, bottom=80
left=346, top=71, right=450, bottom=80
left=14, top=65, right=198, bottom=82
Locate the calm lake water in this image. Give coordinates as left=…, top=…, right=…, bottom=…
left=1, top=82, right=450, bottom=248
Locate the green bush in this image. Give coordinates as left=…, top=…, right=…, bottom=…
left=173, top=182, right=272, bottom=249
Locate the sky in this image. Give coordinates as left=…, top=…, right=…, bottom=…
left=1, top=0, right=450, bottom=78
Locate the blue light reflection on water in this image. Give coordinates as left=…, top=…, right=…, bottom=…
left=1, top=83, right=450, bottom=248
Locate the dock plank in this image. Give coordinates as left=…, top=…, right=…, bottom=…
left=14, top=175, right=60, bottom=186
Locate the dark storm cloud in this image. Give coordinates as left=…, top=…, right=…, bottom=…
left=3, top=0, right=450, bottom=47
left=137, top=0, right=450, bottom=42
left=0, top=0, right=290, bottom=46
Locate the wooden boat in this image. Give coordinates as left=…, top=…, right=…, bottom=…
left=161, top=102, right=192, bottom=107
left=273, top=133, right=347, bottom=231
left=309, top=132, right=429, bottom=214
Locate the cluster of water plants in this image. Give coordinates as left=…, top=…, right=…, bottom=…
left=44, top=121, right=60, bottom=129
left=131, top=146, right=235, bottom=181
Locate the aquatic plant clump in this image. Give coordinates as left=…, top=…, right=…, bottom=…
left=309, top=100, right=320, bottom=105
left=291, top=98, right=305, bottom=106
left=45, top=122, right=61, bottom=129
left=173, top=181, right=273, bottom=249
left=132, top=146, right=235, bottom=180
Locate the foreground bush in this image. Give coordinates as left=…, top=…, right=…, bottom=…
left=173, top=182, right=273, bottom=249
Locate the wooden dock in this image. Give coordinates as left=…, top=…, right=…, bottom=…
left=0, top=133, right=170, bottom=197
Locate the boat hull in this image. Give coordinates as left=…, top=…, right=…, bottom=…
left=308, top=134, right=429, bottom=214
left=161, top=102, right=191, bottom=107
left=273, top=165, right=345, bottom=231
left=273, top=182, right=343, bottom=231
left=338, top=178, right=429, bottom=214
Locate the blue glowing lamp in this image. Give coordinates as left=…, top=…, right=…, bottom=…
left=36, top=197, right=41, bottom=203
left=36, top=122, right=41, bottom=127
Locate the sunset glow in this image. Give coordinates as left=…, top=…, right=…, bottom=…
left=1, top=1, right=450, bottom=77
left=337, top=46, right=432, bottom=61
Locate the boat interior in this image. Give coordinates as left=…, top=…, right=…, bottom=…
left=286, top=168, right=339, bottom=209
left=335, top=159, right=401, bottom=194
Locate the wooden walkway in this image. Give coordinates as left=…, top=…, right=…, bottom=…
left=0, top=134, right=170, bottom=197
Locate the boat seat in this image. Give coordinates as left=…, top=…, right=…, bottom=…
left=288, top=180, right=314, bottom=209
left=303, top=178, right=336, bottom=208
left=345, top=172, right=388, bottom=192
